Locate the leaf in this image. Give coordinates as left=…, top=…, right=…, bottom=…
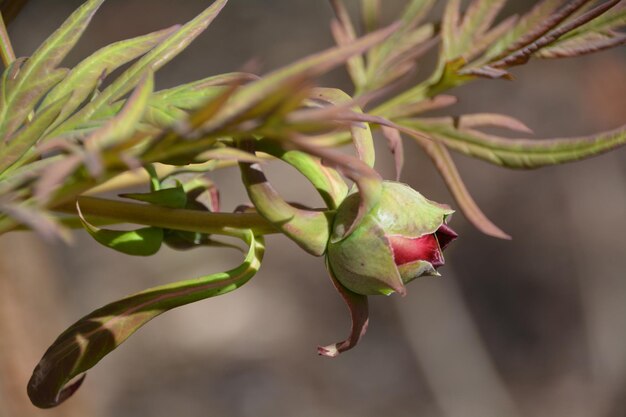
left=40, top=26, right=177, bottom=127
left=491, top=0, right=621, bottom=68
left=457, top=113, right=533, bottom=133
left=54, top=0, right=228, bottom=134
left=400, top=119, right=626, bottom=169
left=330, top=0, right=367, bottom=88
left=483, top=0, right=567, bottom=60
left=255, top=139, right=348, bottom=210
left=192, top=22, right=398, bottom=136
left=0, top=202, right=70, bottom=242
left=0, top=68, right=68, bottom=139
left=120, top=185, right=187, bottom=209
left=0, top=93, right=71, bottom=174
left=365, top=0, right=435, bottom=88
left=292, top=137, right=382, bottom=241
left=240, top=160, right=331, bottom=257
left=0, top=0, right=104, bottom=139
left=28, top=230, right=264, bottom=409
left=442, top=0, right=508, bottom=62
left=535, top=32, right=626, bottom=58
left=151, top=72, right=257, bottom=111
left=380, top=126, right=405, bottom=181
left=311, top=88, right=375, bottom=168
left=82, top=70, right=154, bottom=176
left=77, top=201, right=164, bottom=256
left=318, top=258, right=369, bottom=358
left=408, top=132, right=511, bottom=239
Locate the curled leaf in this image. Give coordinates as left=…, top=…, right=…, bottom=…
left=28, top=229, right=264, bottom=408
left=76, top=201, right=163, bottom=256
left=240, top=159, right=331, bottom=257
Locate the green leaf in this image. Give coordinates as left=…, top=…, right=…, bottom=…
left=240, top=160, right=332, bottom=257
left=311, top=88, right=375, bottom=168
left=120, top=185, right=188, bottom=209
left=191, top=22, right=398, bottom=136
left=81, top=70, right=154, bottom=176
left=0, top=0, right=104, bottom=139
left=54, top=0, right=228, bottom=135
left=292, top=138, right=382, bottom=241
left=330, top=0, right=367, bottom=88
left=400, top=118, right=626, bottom=169
left=0, top=93, right=71, bottom=174
left=28, top=229, right=264, bottom=409
left=0, top=67, right=68, bottom=139
left=40, top=26, right=177, bottom=127
left=560, top=3, right=626, bottom=40
left=442, top=0, right=506, bottom=61
left=77, top=200, right=163, bottom=256
left=255, top=139, right=348, bottom=210
left=535, top=32, right=626, bottom=58
left=483, top=0, right=566, bottom=61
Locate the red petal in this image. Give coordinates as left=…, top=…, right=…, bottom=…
left=436, top=224, right=458, bottom=250
left=388, top=234, right=444, bottom=267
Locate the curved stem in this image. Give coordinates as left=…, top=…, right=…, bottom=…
left=55, top=196, right=279, bottom=236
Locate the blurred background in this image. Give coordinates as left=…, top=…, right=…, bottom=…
left=0, top=1, right=625, bottom=416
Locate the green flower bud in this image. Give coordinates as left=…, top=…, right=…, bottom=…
left=327, top=181, right=457, bottom=296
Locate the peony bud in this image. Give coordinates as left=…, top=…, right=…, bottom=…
left=326, top=181, right=457, bottom=296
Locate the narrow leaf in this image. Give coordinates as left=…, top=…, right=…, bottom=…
left=400, top=119, right=626, bottom=169
left=194, top=22, right=398, bottom=135
left=381, top=126, right=405, bottom=181
left=0, top=0, right=104, bottom=138
left=28, top=230, right=263, bottom=409
left=82, top=70, right=154, bottom=176
left=0, top=68, right=67, bottom=139
left=55, top=0, right=228, bottom=134
left=41, top=26, right=177, bottom=126
left=0, top=93, right=71, bottom=174
left=120, top=185, right=187, bottom=209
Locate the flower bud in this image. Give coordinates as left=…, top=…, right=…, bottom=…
left=326, top=181, right=457, bottom=296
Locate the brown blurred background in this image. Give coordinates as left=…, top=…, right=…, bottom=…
left=1, top=1, right=625, bottom=416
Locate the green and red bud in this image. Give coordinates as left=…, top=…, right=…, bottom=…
left=327, top=181, right=457, bottom=296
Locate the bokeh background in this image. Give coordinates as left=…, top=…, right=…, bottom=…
left=0, top=1, right=625, bottom=416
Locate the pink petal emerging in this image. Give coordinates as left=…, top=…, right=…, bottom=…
left=388, top=234, right=445, bottom=267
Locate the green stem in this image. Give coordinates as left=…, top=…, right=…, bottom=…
left=0, top=12, right=15, bottom=67
left=54, top=196, right=279, bottom=236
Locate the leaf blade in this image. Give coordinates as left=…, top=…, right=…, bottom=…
left=28, top=230, right=264, bottom=409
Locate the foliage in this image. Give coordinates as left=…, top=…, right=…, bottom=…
left=0, top=0, right=623, bottom=408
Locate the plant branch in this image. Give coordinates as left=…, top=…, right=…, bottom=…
left=55, top=196, right=279, bottom=236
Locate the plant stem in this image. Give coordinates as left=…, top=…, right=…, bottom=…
left=55, top=196, right=279, bottom=236
left=0, top=12, right=15, bottom=67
